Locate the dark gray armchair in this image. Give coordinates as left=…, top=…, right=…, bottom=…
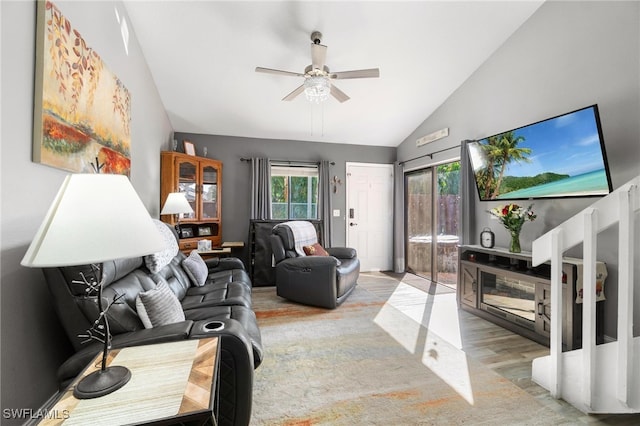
left=270, top=221, right=359, bottom=309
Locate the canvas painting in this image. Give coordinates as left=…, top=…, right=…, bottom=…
left=33, top=1, right=131, bottom=175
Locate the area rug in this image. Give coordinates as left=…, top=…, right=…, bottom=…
left=250, top=283, right=567, bottom=425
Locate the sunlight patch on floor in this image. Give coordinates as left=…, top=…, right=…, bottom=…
left=385, top=282, right=462, bottom=348
left=373, top=282, right=474, bottom=404
left=374, top=302, right=423, bottom=354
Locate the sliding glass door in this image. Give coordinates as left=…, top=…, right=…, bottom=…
left=435, top=162, right=460, bottom=285
left=405, top=161, right=460, bottom=286
left=406, top=169, right=433, bottom=277
left=405, top=168, right=433, bottom=278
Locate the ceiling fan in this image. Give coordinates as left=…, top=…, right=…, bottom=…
left=255, top=31, right=380, bottom=103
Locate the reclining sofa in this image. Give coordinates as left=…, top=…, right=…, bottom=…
left=42, top=221, right=262, bottom=426
left=270, top=221, right=360, bottom=309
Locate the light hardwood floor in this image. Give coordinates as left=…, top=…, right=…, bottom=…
left=358, top=271, right=640, bottom=425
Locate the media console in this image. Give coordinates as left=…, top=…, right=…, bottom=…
left=457, top=245, right=606, bottom=351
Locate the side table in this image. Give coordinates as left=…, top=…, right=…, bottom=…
left=38, top=338, right=219, bottom=426
left=221, top=241, right=244, bottom=257
left=197, top=247, right=231, bottom=259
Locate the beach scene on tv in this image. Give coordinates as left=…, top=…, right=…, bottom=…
left=469, top=106, right=611, bottom=201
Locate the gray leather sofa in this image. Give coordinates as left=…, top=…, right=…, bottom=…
left=270, top=221, right=360, bottom=309
left=43, top=226, right=262, bottom=426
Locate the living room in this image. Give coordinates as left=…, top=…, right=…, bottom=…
left=2, top=1, right=639, bottom=425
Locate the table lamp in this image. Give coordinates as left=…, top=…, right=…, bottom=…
left=21, top=174, right=165, bottom=399
left=160, top=192, right=194, bottom=232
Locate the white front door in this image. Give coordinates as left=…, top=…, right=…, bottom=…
left=346, top=162, right=394, bottom=272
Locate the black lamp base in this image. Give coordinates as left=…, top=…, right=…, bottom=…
left=73, top=366, right=131, bottom=399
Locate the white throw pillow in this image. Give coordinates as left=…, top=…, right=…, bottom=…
left=135, top=281, right=185, bottom=329
left=182, top=250, right=208, bottom=287
left=144, top=220, right=179, bottom=273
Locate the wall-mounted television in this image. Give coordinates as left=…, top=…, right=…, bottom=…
left=468, top=105, right=613, bottom=201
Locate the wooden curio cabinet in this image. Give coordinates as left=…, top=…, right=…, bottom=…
left=160, top=151, right=222, bottom=252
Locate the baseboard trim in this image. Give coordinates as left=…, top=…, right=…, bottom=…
left=21, top=390, right=61, bottom=426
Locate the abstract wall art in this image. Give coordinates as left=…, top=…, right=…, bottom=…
left=33, top=0, right=131, bottom=175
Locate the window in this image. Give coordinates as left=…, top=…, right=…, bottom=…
left=271, top=164, right=318, bottom=219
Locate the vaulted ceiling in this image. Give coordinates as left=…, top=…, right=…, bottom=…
left=124, top=1, right=544, bottom=147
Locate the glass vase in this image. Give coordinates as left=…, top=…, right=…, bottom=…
left=509, top=230, right=521, bottom=253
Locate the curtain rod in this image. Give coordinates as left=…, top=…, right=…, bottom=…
left=398, top=144, right=462, bottom=166
left=240, top=157, right=335, bottom=165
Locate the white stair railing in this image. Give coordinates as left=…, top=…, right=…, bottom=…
left=532, top=175, right=639, bottom=411
left=616, top=183, right=636, bottom=407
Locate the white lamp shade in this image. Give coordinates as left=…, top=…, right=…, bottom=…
left=21, top=174, right=166, bottom=267
left=160, top=192, right=194, bottom=215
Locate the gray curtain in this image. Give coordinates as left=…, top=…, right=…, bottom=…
left=393, top=161, right=405, bottom=273
left=459, top=141, right=475, bottom=245
left=250, top=157, right=271, bottom=220
left=318, top=160, right=332, bottom=247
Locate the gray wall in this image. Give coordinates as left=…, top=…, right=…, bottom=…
left=0, top=1, right=172, bottom=421
left=397, top=1, right=640, bottom=339
left=173, top=133, right=397, bottom=264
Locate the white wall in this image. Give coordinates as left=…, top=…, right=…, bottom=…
left=397, top=1, right=640, bottom=339
left=0, top=1, right=172, bottom=420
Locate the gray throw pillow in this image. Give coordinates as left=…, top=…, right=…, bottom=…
left=135, top=281, right=185, bottom=329
left=182, top=250, right=208, bottom=287
left=144, top=220, right=179, bottom=273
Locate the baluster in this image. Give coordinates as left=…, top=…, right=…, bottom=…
left=617, top=185, right=636, bottom=406
left=550, top=228, right=563, bottom=398
left=582, top=208, right=597, bottom=410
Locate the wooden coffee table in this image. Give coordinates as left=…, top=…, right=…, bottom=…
left=39, top=338, right=219, bottom=425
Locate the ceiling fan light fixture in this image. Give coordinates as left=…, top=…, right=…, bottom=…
left=255, top=31, right=379, bottom=103
left=304, top=76, right=330, bottom=103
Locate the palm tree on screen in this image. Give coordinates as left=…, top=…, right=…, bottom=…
left=490, top=131, right=531, bottom=199
left=479, top=136, right=503, bottom=199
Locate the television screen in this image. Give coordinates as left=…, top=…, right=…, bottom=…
left=468, top=105, right=612, bottom=201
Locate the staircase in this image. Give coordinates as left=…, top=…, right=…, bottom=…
left=531, top=175, right=640, bottom=413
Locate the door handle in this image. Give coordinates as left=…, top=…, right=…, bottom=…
left=350, top=222, right=358, bottom=226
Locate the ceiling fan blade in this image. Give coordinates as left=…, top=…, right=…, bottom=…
left=330, top=84, right=350, bottom=103
left=330, top=68, right=380, bottom=79
left=255, top=67, right=305, bottom=78
left=311, top=43, right=327, bottom=71
left=282, top=84, right=305, bottom=101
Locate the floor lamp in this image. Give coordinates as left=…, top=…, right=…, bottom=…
left=21, top=174, right=165, bottom=399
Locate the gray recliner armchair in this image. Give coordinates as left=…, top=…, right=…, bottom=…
left=270, top=221, right=360, bottom=309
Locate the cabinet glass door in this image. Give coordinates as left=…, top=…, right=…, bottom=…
left=480, top=270, right=536, bottom=328
left=201, top=164, right=218, bottom=219
left=178, top=159, right=197, bottom=220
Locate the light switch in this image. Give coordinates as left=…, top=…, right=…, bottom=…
left=333, top=209, right=340, bottom=217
